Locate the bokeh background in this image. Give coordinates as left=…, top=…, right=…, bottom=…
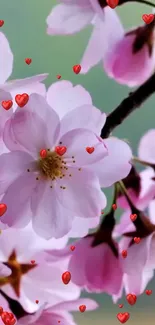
left=1, top=0, right=155, bottom=323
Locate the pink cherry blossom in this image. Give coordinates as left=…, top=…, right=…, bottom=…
left=0, top=92, right=132, bottom=239
left=0, top=31, right=48, bottom=140
left=46, top=0, right=104, bottom=36
left=0, top=223, right=80, bottom=313
left=103, top=21, right=155, bottom=87
left=18, top=298, right=98, bottom=325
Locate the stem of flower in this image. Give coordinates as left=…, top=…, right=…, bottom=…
left=101, top=73, right=155, bottom=139
left=132, top=156, right=155, bottom=169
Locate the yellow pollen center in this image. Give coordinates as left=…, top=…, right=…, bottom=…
left=37, top=151, right=64, bottom=179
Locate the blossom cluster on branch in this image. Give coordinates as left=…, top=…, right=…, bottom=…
left=0, top=0, right=155, bottom=324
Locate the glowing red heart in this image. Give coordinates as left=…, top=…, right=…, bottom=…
left=2, top=100, right=13, bottom=110
left=70, top=245, right=75, bottom=251
left=86, top=147, right=94, bottom=154
left=55, top=146, right=67, bottom=156
left=56, top=75, right=61, bottom=79
left=126, top=294, right=137, bottom=305
left=31, top=260, right=35, bottom=264
left=25, top=58, right=32, bottom=65
left=134, top=237, right=141, bottom=244
left=73, top=64, right=81, bottom=74
left=40, top=149, right=47, bottom=158
left=130, top=214, right=137, bottom=221
left=112, top=204, right=117, bottom=210
left=35, top=300, right=39, bottom=304
left=79, top=305, right=86, bottom=313
left=1, top=312, right=16, bottom=325
left=0, top=20, right=4, bottom=27
left=121, top=250, right=127, bottom=258
left=15, top=93, right=29, bottom=107
left=117, top=312, right=130, bottom=323
left=145, top=289, right=152, bottom=295
left=142, top=14, right=154, bottom=24
left=62, top=271, right=71, bottom=285
left=0, top=204, right=7, bottom=217
left=118, top=304, right=123, bottom=308
left=106, top=0, right=119, bottom=8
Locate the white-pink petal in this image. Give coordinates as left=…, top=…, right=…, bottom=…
left=0, top=32, right=13, bottom=84
left=138, top=129, right=155, bottom=163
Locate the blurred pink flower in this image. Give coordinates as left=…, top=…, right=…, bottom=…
left=0, top=31, right=48, bottom=140
left=0, top=91, right=132, bottom=239
left=0, top=223, right=80, bottom=313
left=18, top=298, right=98, bottom=325
left=103, top=21, right=155, bottom=87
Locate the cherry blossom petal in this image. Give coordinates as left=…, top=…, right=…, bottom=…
left=46, top=81, right=92, bottom=119
left=0, top=32, right=13, bottom=84
left=46, top=4, right=94, bottom=35
left=138, top=129, right=155, bottom=163
left=88, top=137, right=132, bottom=187
left=60, top=105, right=106, bottom=137
left=58, top=129, right=108, bottom=166
left=0, top=151, right=34, bottom=195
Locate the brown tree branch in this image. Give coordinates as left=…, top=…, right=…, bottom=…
left=101, top=72, right=155, bottom=139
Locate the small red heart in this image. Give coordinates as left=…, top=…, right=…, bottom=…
left=130, top=214, right=137, bottom=221
left=121, top=250, right=127, bottom=258
left=35, top=300, right=39, bottom=304
left=117, top=312, right=130, bottom=324
left=118, top=304, right=123, bottom=308
left=106, top=0, right=119, bottom=8
left=15, top=93, right=29, bottom=107
left=134, top=237, right=141, bottom=244
left=1, top=312, right=16, bottom=325
left=145, top=289, right=152, bottom=295
left=2, top=100, right=13, bottom=110
left=86, top=147, right=94, bottom=154
left=112, top=204, right=117, bottom=210
left=31, top=260, right=35, bottom=264
left=0, top=20, right=4, bottom=27
left=79, top=305, right=86, bottom=313
left=56, top=75, right=61, bottom=79
left=73, top=64, right=81, bottom=74
left=70, top=245, right=75, bottom=251
left=126, top=294, right=137, bottom=306
left=55, top=146, right=67, bottom=156
left=40, top=149, right=47, bottom=158
left=25, top=58, right=32, bottom=65
left=0, top=204, right=7, bottom=217
left=142, top=14, right=154, bottom=24
left=62, top=271, right=71, bottom=285
left=58, top=321, right=61, bottom=323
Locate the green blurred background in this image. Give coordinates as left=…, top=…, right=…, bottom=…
left=1, top=0, right=155, bottom=323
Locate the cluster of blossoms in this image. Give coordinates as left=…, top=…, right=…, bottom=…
left=0, top=0, right=155, bottom=324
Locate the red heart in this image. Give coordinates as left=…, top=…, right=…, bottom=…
left=0, top=20, right=4, bottom=27
left=40, top=149, right=47, bottom=158
left=55, top=146, right=67, bottom=156
left=25, top=58, right=32, bottom=65
left=62, top=271, right=71, bottom=285
left=86, top=147, right=94, bottom=154
left=2, top=100, right=13, bottom=110
left=56, top=75, right=61, bottom=79
left=112, top=203, right=117, bottom=210
left=1, top=312, right=16, bottom=325
left=142, top=14, right=154, bottom=24
left=15, top=93, right=29, bottom=107
left=0, top=204, right=7, bottom=217
left=79, top=305, right=86, bottom=313
left=126, top=293, right=137, bottom=306
left=35, top=300, right=39, bottom=304
left=118, top=304, right=124, bottom=308
left=134, top=237, right=141, bottom=244
left=117, top=312, right=130, bottom=324
left=145, top=289, right=152, bottom=295
left=121, top=250, right=127, bottom=258
left=31, top=260, right=35, bottom=264
left=72, top=64, right=81, bottom=74
left=106, top=0, right=119, bottom=8
left=70, top=245, right=75, bottom=251
left=130, top=214, right=137, bottom=221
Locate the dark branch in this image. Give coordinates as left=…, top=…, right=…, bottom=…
left=101, top=72, right=155, bottom=139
